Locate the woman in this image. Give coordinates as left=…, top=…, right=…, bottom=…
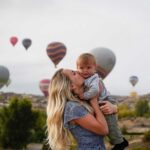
left=47, top=68, right=118, bottom=150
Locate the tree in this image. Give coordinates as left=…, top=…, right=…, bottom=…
left=31, top=109, right=47, bottom=143
left=0, top=97, right=36, bottom=150
left=135, top=99, right=149, bottom=117
left=143, top=130, right=150, bottom=142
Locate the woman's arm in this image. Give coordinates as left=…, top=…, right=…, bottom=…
left=73, top=112, right=108, bottom=135
left=99, top=101, right=118, bottom=115
left=73, top=98, right=108, bottom=135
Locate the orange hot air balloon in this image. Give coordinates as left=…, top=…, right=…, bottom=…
left=39, top=79, right=50, bottom=97
left=46, top=42, right=67, bottom=68
left=10, top=36, right=18, bottom=46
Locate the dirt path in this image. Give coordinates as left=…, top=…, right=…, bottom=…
left=26, top=143, right=42, bottom=150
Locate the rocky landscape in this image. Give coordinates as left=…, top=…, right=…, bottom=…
left=0, top=92, right=47, bottom=109
left=0, top=92, right=150, bottom=150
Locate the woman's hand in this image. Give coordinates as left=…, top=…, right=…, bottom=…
left=99, top=101, right=118, bottom=115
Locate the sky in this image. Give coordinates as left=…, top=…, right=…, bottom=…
left=0, top=0, right=150, bottom=96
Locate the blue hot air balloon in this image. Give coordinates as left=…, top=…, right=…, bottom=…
left=22, top=38, right=32, bottom=50
left=129, top=76, right=138, bottom=87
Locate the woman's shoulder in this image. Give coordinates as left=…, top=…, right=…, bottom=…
left=64, top=100, right=88, bottom=127
left=66, top=100, right=80, bottom=107
left=65, top=100, right=82, bottom=111
left=65, top=100, right=88, bottom=116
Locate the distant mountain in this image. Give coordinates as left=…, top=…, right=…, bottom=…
left=0, top=92, right=47, bottom=109
left=0, top=92, right=150, bottom=109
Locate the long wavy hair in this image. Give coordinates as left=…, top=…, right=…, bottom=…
left=46, top=69, right=93, bottom=150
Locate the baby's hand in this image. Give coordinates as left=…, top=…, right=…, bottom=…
left=100, top=101, right=117, bottom=115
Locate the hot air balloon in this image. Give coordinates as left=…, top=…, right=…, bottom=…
left=46, top=42, right=67, bottom=68
left=39, top=79, right=50, bottom=97
left=10, top=36, right=18, bottom=46
left=22, top=38, right=32, bottom=50
left=90, top=47, right=116, bottom=79
left=129, top=76, right=138, bottom=87
left=0, top=65, right=10, bottom=89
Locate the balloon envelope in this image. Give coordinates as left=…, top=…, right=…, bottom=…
left=46, top=42, right=66, bottom=67
left=39, top=79, right=50, bottom=97
left=0, top=65, right=10, bottom=89
left=22, top=38, right=32, bottom=50
left=90, top=47, right=116, bottom=79
left=10, top=36, right=18, bottom=46
left=129, top=76, right=138, bottom=86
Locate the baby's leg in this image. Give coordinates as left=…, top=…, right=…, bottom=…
left=105, top=114, right=123, bottom=145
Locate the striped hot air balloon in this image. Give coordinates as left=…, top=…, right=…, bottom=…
left=39, top=79, right=50, bottom=97
left=129, top=76, right=138, bottom=87
left=46, top=42, right=67, bottom=68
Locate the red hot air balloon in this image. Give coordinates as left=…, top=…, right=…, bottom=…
left=10, top=36, right=18, bottom=46
left=46, top=42, right=67, bottom=68
left=39, top=79, right=50, bottom=97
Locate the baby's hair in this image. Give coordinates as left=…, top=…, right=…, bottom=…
left=77, top=53, right=96, bottom=66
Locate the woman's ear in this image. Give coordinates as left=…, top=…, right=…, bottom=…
left=70, top=83, right=75, bottom=90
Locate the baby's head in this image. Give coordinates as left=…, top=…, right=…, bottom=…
left=76, top=53, right=96, bottom=78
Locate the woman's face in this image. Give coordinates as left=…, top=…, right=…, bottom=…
left=62, top=69, right=84, bottom=88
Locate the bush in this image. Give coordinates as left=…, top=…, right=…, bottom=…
left=31, top=109, right=47, bottom=143
left=0, top=97, right=36, bottom=149
left=118, top=104, right=135, bottom=119
left=143, top=130, right=150, bottom=142
left=135, top=99, right=149, bottom=117
left=121, top=125, right=127, bottom=134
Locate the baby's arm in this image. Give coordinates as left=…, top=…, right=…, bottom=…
left=83, top=74, right=100, bottom=100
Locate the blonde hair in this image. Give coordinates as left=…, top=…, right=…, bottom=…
left=77, top=53, right=96, bottom=66
left=46, top=69, right=93, bottom=150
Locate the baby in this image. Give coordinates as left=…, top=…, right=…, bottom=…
left=76, top=53, right=128, bottom=150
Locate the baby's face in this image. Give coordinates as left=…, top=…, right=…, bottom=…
left=77, top=63, right=96, bottom=78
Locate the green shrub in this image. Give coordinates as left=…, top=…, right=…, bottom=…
left=143, top=130, right=150, bottom=142
left=118, top=104, right=135, bottom=119
left=135, top=99, right=149, bottom=117
left=121, top=125, right=127, bottom=134
left=31, top=109, right=47, bottom=143
left=0, top=97, right=36, bottom=150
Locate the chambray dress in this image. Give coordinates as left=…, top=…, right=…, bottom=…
left=64, top=101, right=106, bottom=150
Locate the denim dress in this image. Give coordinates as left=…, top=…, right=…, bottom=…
left=64, top=101, right=106, bottom=150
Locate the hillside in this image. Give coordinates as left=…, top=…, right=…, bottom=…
left=0, top=92, right=47, bottom=109
left=0, top=92, right=150, bottom=109
left=0, top=92, right=150, bottom=150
